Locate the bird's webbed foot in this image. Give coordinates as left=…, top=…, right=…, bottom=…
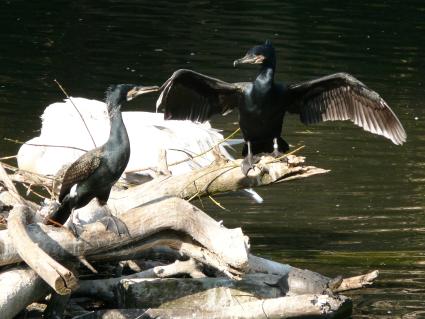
left=99, top=215, right=130, bottom=237
left=241, top=154, right=260, bottom=176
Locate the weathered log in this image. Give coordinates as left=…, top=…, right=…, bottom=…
left=76, top=259, right=206, bottom=300
left=6, top=154, right=327, bottom=226
left=76, top=259, right=354, bottom=302
left=0, top=154, right=372, bottom=319
left=335, top=270, right=379, bottom=292
left=0, top=197, right=249, bottom=275
left=0, top=266, right=50, bottom=319
left=104, top=155, right=329, bottom=215
left=116, top=274, right=282, bottom=309
left=7, top=205, right=78, bottom=295
left=248, top=254, right=293, bottom=274
left=0, top=183, right=55, bottom=319
left=248, top=254, right=379, bottom=293
left=0, top=162, right=25, bottom=205
left=72, top=294, right=352, bottom=319
left=87, top=232, right=242, bottom=278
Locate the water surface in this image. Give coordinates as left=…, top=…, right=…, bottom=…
left=0, top=0, right=424, bottom=317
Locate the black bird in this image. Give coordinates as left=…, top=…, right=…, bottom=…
left=45, top=84, right=158, bottom=233
left=135, top=40, right=406, bottom=174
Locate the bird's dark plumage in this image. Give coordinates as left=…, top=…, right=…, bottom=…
left=46, top=84, right=158, bottom=227
left=58, top=148, right=103, bottom=203
left=135, top=41, right=406, bottom=173
left=285, top=72, right=406, bottom=145
left=157, top=69, right=244, bottom=122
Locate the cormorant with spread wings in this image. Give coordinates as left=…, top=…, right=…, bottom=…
left=133, top=40, right=406, bottom=174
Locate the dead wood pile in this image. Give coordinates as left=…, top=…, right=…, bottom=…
left=0, top=154, right=378, bottom=319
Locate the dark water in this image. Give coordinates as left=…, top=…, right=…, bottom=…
left=1, top=0, right=424, bottom=317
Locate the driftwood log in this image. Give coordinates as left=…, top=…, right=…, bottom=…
left=0, top=155, right=377, bottom=318
left=84, top=154, right=329, bottom=218
left=0, top=267, right=50, bottom=319
left=8, top=205, right=78, bottom=295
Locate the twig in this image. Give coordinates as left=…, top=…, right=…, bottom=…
left=1, top=161, right=57, bottom=198
left=22, top=182, right=49, bottom=200
left=127, top=127, right=241, bottom=173
left=0, top=162, right=26, bottom=205
left=208, top=195, right=229, bottom=211
left=185, top=165, right=237, bottom=200
left=54, top=79, right=97, bottom=148
left=4, top=137, right=88, bottom=153
left=169, top=127, right=240, bottom=167
left=2, top=161, right=59, bottom=183
left=334, top=270, right=379, bottom=292
left=0, top=155, right=17, bottom=161
left=276, top=145, right=305, bottom=161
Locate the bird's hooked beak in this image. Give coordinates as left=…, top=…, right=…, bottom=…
left=127, top=85, right=159, bottom=101
left=233, top=54, right=265, bottom=67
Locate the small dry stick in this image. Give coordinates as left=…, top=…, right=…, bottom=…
left=169, top=127, right=241, bottom=167
left=22, top=182, right=48, bottom=200
left=276, top=145, right=305, bottom=161
left=54, top=79, right=97, bottom=148
left=4, top=137, right=88, bottom=153
left=127, top=127, right=241, bottom=173
left=208, top=195, right=229, bottom=211
left=0, top=155, right=17, bottom=161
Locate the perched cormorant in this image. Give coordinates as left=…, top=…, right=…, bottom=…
left=134, top=40, right=406, bottom=174
left=45, top=84, right=158, bottom=232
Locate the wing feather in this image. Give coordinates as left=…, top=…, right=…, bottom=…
left=286, top=73, right=406, bottom=145
left=157, top=69, right=245, bottom=122
left=59, top=147, right=103, bottom=202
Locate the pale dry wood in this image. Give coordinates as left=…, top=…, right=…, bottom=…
left=77, top=294, right=351, bottom=319
left=219, top=293, right=352, bottom=319
left=87, top=233, right=244, bottom=279
left=334, top=270, right=379, bottom=292
left=9, top=155, right=327, bottom=221
left=76, top=259, right=206, bottom=300
left=0, top=197, right=248, bottom=275
left=103, top=155, right=329, bottom=215
left=69, top=155, right=327, bottom=236
left=0, top=266, right=51, bottom=319
left=248, top=254, right=293, bottom=275
left=116, top=274, right=282, bottom=310
left=0, top=162, right=25, bottom=205
left=0, top=186, right=52, bottom=319
left=249, top=254, right=380, bottom=293
left=0, top=164, right=40, bottom=213
left=7, top=205, right=78, bottom=295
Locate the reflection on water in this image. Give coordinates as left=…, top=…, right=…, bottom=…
left=1, top=0, right=425, bottom=316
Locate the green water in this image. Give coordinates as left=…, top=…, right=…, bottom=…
left=0, top=1, right=424, bottom=316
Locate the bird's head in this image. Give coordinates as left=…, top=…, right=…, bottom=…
left=233, top=40, right=276, bottom=68
left=105, top=84, right=159, bottom=110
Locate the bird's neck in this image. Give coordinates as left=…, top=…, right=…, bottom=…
left=254, top=65, right=275, bottom=95
left=107, top=107, right=129, bottom=147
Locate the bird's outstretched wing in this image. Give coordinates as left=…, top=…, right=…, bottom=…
left=156, top=69, right=245, bottom=122
left=59, top=147, right=103, bottom=202
left=285, top=73, right=406, bottom=145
